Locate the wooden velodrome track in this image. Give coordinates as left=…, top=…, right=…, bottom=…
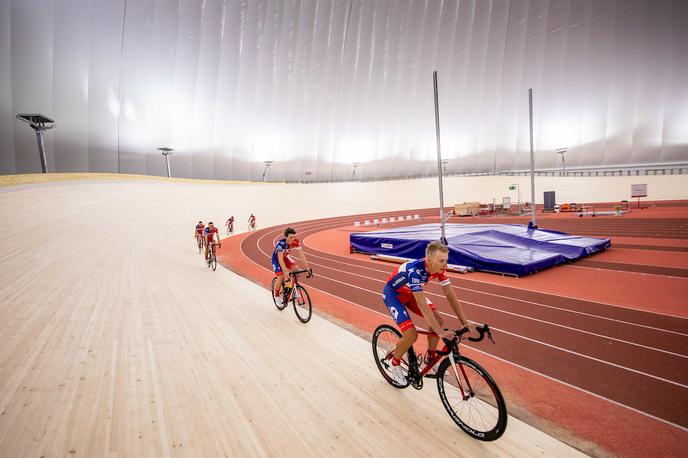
left=231, top=208, right=688, bottom=457
left=0, top=176, right=587, bottom=457
left=1, top=174, right=686, bottom=457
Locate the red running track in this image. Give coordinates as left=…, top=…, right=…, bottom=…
left=222, top=208, right=688, bottom=457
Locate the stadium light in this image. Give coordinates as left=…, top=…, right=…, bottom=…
left=16, top=113, right=56, bottom=173
left=556, top=147, right=568, bottom=177
left=158, top=147, right=174, bottom=177
left=441, top=158, right=449, bottom=174
left=262, top=161, right=274, bottom=182
left=352, top=162, right=360, bottom=179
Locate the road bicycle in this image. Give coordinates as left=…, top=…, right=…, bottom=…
left=372, top=324, right=507, bottom=441
left=206, top=243, right=219, bottom=271
left=248, top=221, right=256, bottom=231
left=271, top=269, right=312, bottom=323
left=226, top=224, right=234, bottom=235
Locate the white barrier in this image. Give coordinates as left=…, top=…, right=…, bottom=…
left=381, top=217, right=388, bottom=224
left=364, top=220, right=371, bottom=226
left=354, top=221, right=361, bottom=227
left=413, top=214, right=420, bottom=220
left=406, top=215, right=412, bottom=220
left=373, top=218, right=380, bottom=225
left=389, top=217, right=396, bottom=223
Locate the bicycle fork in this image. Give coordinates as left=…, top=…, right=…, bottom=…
left=448, top=352, right=474, bottom=401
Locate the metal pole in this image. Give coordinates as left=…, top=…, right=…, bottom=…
left=562, top=154, right=566, bottom=177
left=35, top=130, right=48, bottom=173
left=433, top=71, right=447, bottom=244
left=528, top=88, right=536, bottom=226
left=165, top=154, right=171, bottom=178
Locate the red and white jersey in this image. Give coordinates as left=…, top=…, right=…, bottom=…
left=204, top=226, right=219, bottom=241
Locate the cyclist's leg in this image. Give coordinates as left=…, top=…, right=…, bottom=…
left=405, top=295, right=442, bottom=355
left=382, top=288, right=418, bottom=359
left=273, top=262, right=285, bottom=296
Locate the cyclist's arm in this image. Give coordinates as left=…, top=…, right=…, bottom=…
left=442, top=284, right=470, bottom=329
left=412, top=291, right=452, bottom=339
left=293, top=247, right=309, bottom=270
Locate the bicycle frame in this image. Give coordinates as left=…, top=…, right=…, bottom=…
left=411, top=329, right=456, bottom=378
left=282, top=269, right=308, bottom=301
left=396, top=326, right=493, bottom=395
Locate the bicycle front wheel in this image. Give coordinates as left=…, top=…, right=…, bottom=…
left=436, top=356, right=507, bottom=441
left=292, top=285, right=312, bottom=323
left=271, top=278, right=287, bottom=310
left=211, top=252, right=217, bottom=271
left=371, top=325, right=410, bottom=389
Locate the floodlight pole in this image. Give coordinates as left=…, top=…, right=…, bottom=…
left=158, top=147, right=174, bottom=178
left=556, top=147, right=568, bottom=177
left=528, top=89, right=537, bottom=227
left=262, top=161, right=274, bottom=182
left=352, top=162, right=360, bottom=179
left=16, top=114, right=55, bottom=173
left=36, top=131, right=48, bottom=173
left=433, top=71, right=448, bottom=245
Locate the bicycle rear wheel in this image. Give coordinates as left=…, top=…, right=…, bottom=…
left=211, top=252, right=217, bottom=271
left=436, top=356, right=507, bottom=441
left=371, top=325, right=410, bottom=389
left=292, top=285, right=312, bottom=323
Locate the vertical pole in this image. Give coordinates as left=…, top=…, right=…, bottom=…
left=562, top=154, right=566, bottom=177
left=35, top=130, right=48, bottom=173
left=165, top=154, right=171, bottom=178
left=433, top=71, right=447, bottom=244
left=528, top=88, right=536, bottom=226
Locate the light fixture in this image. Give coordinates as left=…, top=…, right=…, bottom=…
left=352, top=162, right=360, bottom=179
left=158, top=147, right=174, bottom=177
left=16, top=113, right=56, bottom=173
left=262, top=161, right=274, bottom=182
left=555, top=147, right=568, bottom=177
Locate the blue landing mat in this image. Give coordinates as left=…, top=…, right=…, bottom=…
left=350, top=223, right=611, bottom=276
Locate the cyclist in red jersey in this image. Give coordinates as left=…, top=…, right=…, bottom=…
left=204, top=222, right=221, bottom=260
left=382, top=241, right=472, bottom=384
left=194, top=221, right=205, bottom=246
left=272, top=227, right=312, bottom=304
left=248, top=213, right=256, bottom=229
left=226, top=216, right=234, bottom=233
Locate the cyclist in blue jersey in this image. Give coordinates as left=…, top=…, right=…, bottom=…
left=382, top=240, right=472, bottom=384
left=272, top=227, right=312, bottom=304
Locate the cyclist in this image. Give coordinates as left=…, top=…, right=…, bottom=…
left=248, top=213, right=256, bottom=230
left=194, top=221, right=205, bottom=247
left=226, top=216, right=234, bottom=234
left=382, top=240, right=472, bottom=384
left=204, top=222, right=221, bottom=260
left=272, top=227, right=311, bottom=304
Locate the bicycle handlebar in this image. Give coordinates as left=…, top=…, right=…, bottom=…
left=440, top=324, right=495, bottom=350
left=288, top=269, right=310, bottom=277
